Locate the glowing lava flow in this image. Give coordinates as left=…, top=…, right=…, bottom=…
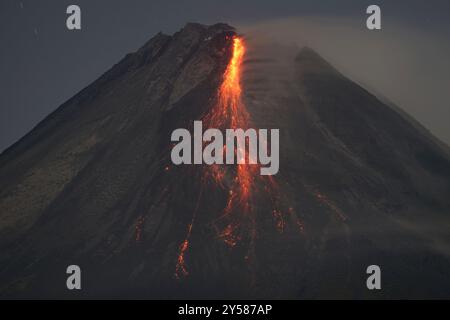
left=174, top=224, right=192, bottom=279
left=204, top=36, right=295, bottom=249
left=203, top=36, right=260, bottom=245
left=175, top=36, right=251, bottom=278
left=205, top=37, right=248, bottom=129
left=175, top=36, right=297, bottom=279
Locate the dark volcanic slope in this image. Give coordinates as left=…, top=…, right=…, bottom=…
left=1, top=23, right=450, bottom=299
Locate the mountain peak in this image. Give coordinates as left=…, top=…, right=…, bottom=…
left=183, top=22, right=235, bottom=32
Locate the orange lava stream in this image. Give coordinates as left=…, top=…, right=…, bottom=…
left=175, top=224, right=192, bottom=279
left=174, top=186, right=203, bottom=279
left=207, top=37, right=254, bottom=198
left=206, top=37, right=248, bottom=129
left=175, top=36, right=298, bottom=279
left=175, top=37, right=251, bottom=278
left=204, top=36, right=279, bottom=245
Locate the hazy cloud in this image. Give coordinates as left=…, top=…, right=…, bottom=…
left=237, top=16, right=450, bottom=146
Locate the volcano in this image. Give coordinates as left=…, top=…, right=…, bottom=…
left=0, top=23, right=450, bottom=299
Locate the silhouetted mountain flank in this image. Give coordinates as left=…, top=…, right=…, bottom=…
left=0, top=23, right=449, bottom=299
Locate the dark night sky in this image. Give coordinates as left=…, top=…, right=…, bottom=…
left=1, top=0, right=450, bottom=152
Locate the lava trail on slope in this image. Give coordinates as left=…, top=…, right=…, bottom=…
left=175, top=36, right=302, bottom=278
